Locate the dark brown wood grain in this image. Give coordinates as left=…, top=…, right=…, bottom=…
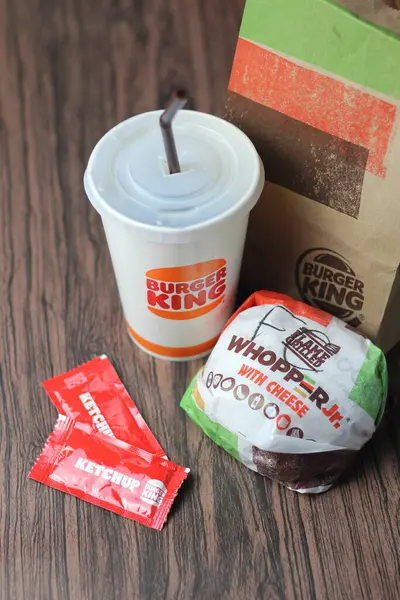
left=0, top=1, right=399, bottom=599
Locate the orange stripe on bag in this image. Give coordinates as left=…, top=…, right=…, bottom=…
left=127, top=324, right=219, bottom=358
left=229, top=38, right=396, bottom=179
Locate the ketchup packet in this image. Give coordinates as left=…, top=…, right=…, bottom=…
left=29, top=419, right=189, bottom=530
left=43, top=355, right=165, bottom=457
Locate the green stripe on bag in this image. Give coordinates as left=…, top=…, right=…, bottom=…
left=240, top=0, right=400, bottom=99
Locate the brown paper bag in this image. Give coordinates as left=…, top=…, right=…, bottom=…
left=225, top=0, right=400, bottom=352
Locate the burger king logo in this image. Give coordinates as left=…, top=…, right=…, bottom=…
left=295, top=248, right=365, bottom=328
left=146, top=259, right=227, bottom=320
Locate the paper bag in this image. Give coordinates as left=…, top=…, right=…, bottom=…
left=225, top=0, right=400, bottom=352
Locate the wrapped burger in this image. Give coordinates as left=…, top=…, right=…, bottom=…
left=181, top=292, right=387, bottom=493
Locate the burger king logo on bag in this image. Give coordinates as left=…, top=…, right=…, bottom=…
left=295, top=248, right=365, bottom=327
left=146, top=259, right=227, bottom=320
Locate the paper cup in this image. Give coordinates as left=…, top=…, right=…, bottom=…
left=84, top=110, right=264, bottom=361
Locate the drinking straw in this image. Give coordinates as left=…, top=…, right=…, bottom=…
left=160, top=90, right=188, bottom=174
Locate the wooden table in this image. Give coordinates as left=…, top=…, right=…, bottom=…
left=1, top=1, right=399, bottom=598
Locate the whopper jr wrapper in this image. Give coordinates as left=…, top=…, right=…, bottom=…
left=225, top=0, right=400, bottom=352
left=181, top=292, right=387, bottom=493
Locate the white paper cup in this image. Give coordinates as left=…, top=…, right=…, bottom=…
left=84, top=110, right=264, bottom=361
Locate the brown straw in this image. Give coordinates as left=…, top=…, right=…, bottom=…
left=160, top=90, right=188, bottom=174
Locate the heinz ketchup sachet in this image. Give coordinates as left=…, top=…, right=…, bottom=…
left=43, top=355, right=165, bottom=456
left=29, top=419, right=189, bottom=530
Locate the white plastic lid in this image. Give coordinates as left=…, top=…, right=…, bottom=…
left=84, top=110, right=264, bottom=240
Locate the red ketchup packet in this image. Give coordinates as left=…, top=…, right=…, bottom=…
left=43, top=355, right=165, bottom=457
left=29, top=419, right=189, bottom=530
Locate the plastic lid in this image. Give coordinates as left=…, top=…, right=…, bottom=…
left=84, top=110, right=264, bottom=239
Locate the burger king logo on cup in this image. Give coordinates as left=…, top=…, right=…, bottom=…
left=146, top=259, right=227, bottom=320
left=295, top=248, right=365, bottom=328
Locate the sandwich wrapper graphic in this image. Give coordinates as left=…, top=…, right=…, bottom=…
left=224, top=0, right=400, bottom=352
left=181, top=292, right=387, bottom=494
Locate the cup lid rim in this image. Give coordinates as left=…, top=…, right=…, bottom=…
left=84, top=109, right=265, bottom=240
